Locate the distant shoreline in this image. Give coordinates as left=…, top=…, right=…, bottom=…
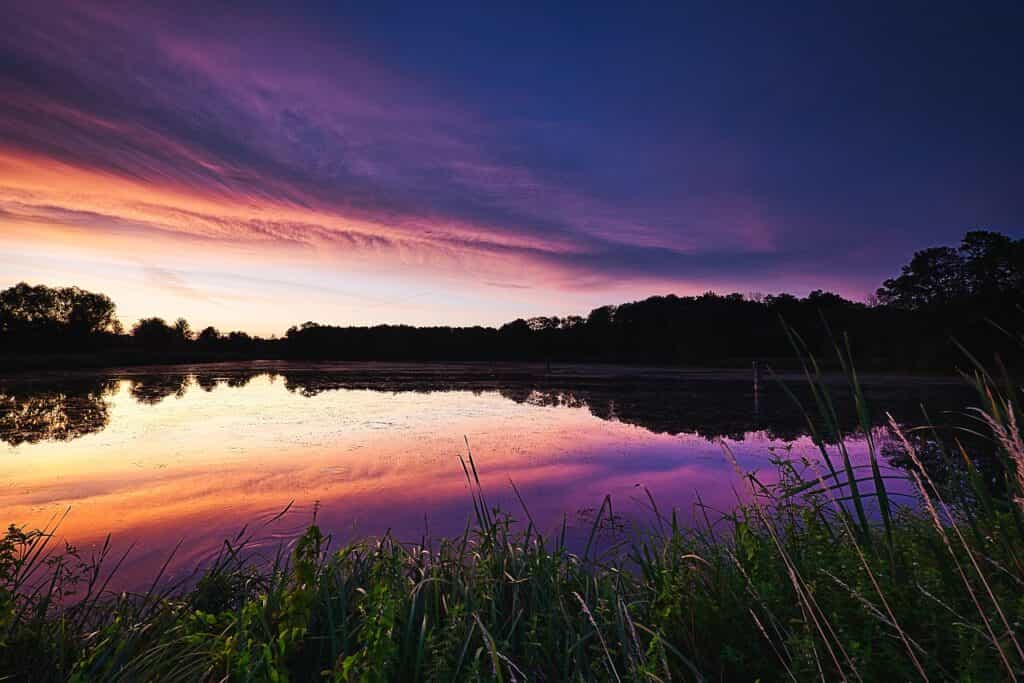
left=0, top=354, right=965, bottom=383
left=1, top=349, right=273, bottom=373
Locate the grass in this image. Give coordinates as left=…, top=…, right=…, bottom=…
left=2, top=338, right=1024, bottom=681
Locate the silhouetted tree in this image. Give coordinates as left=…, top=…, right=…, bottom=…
left=196, top=326, right=221, bottom=347
left=877, top=247, right=969, bottom=310
left=174, top=318, right=193, bottom=342
left=0, top=283, right=119, bottom=350
left=0, top=283, right=59, bottom=336
left=876, top=230, right=1023, bottom=310
left=959, top=230, right=1024, bottom=298
left=63, top=287, right=121, bottom=336
left=131, top=317, right=178, bottom=350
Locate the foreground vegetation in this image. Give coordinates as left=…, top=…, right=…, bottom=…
left=2, top=335, right=1024, bottom=681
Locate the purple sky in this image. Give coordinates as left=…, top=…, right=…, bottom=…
left=1, top=1, right=1021, bottom=333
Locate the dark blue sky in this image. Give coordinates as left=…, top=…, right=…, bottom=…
left=337, top=1, right=1024, bottom=247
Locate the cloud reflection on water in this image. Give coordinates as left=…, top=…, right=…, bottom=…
left=0, top=363, right=966, bottom=588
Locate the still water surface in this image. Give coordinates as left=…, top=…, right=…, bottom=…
left=0, top=362, right=970, bottom=587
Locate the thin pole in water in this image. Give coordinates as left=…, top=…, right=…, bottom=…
left=753, top=360, right=761, bottom=420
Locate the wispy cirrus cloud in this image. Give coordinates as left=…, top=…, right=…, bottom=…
left=5, top=0, right=1016, bottom=330
left=0, top=0, right=797, bottom=295
left=143, top=267, right=212, bottom=302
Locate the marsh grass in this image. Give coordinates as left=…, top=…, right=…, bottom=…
left=2, top=337, right=1024, bottom=681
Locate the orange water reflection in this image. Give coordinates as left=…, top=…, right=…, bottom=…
left=1, top=370, right=906, bottom=587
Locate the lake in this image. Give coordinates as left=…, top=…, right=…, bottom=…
left=0, top=361, right=972, bottom=588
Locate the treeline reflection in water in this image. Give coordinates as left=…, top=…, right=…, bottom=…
left=0, top=363, right=984, bottom=592
left=0, top=363, right=972, bottom=448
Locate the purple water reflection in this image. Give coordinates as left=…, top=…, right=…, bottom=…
left=1, top=363, right=960, bottom=589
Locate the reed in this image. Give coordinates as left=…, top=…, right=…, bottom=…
left=1, top=339, right=1023, bottom=681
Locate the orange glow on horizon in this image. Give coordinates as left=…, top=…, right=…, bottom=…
left=0, top=144, right=719, bottom=334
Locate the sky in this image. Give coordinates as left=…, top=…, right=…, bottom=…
left=1, top=1, right=1022, bottom=335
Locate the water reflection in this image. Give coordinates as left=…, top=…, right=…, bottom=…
left=127, top=374, right=191, bottom=405
left=0, top=378, right=118, bottom=446
left=0, top=363, right=971, bottom=589
left=271, top=365, right=971, bottom=443
left=1, top=363, right=971, bottom=447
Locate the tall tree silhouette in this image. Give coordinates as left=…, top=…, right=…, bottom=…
left=877, top=230, right=1024, bottom=310
left=0, top=283, right=119, bottom=350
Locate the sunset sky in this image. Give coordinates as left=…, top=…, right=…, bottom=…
left=1, top=1, right=1022, bottom=335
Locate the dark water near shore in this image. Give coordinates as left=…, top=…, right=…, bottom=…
left=1, top=362, right=972, bottom=587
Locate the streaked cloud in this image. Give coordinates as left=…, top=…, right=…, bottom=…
left=1, top=1, right=1020, bottom=329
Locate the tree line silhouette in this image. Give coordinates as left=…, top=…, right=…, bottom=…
left=1, top=230, right=1021, bottom=371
